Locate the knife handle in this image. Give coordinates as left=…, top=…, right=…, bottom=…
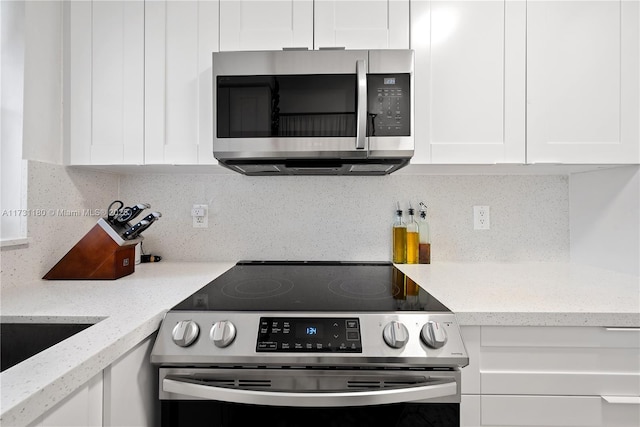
left=115, top=203, right=151, bottom=224
left=123, top=220, right=150, bottom=240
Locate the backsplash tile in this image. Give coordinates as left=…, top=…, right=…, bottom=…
left=1, top=162, right=571, bottom=288
left=119, top=173, right=570, bottom=263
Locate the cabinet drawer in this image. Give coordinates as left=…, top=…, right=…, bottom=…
left=481, top=326, right=640, bottom=349
left=482, top=371, right=640, bottom=396
left=481, top=395, right=640, bottom=427
left=480, top=326, right=640, bottom=395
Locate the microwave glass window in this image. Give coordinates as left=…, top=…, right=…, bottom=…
left=217, top=75, right=357, bottom=138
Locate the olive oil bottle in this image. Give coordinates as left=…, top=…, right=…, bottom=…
left=406, top=205, right=419, bottom=264
left=392, top=203, right=406, bottom=263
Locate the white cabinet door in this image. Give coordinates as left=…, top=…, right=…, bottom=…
left=30, top=372, right=103, bottom=427
left=145, top=0, right=219, bottom=165
left=103, top=335, right=157, bottom=426
left=527, top=0, right=640, bottom=164
left=67, top=0, right=144, bottom=165
left=314, top=0, right=409, bottom=49
left=219, top=0, right=313, bottom=51
left=410, top=0, right=526, bottom=164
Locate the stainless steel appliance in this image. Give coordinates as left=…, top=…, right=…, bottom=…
left=151, top=261, right=468, bottom=427
left=213, top=50, right=414, bottom=175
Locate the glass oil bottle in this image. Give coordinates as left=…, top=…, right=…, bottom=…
left=418, top=202, right=431, bottom=264
left=406, top=204, right=419, bottom=264
left=392, top=203, right=406, bottom=264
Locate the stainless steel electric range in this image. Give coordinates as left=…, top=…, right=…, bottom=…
left=151, top=261, right=468, bottom=427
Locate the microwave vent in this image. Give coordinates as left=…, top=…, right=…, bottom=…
left=234, top=164, right=282, bottom=174
left=349, top=164, right=396, bottom=173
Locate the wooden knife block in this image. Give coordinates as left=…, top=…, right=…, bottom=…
left=43, top=219, right=139, bottom=280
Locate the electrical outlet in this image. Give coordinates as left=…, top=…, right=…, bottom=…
left=192, top=204, right=208, bottom=228
left=473, top=205, right=490, bottom=230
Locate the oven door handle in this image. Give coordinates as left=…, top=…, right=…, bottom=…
left=163, top=377, right=457, bottom=407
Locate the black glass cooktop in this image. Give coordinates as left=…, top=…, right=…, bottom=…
left=172, top=261, right=450, bottom=313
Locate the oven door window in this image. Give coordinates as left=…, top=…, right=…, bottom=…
left=216, top=75, right=357, bottom=138
left=162, top=401, right=459, bottom=427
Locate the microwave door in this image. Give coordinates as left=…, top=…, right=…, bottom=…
left=213, top=50, right=369, bottom=160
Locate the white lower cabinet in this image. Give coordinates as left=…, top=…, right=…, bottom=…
left=103, top=335, right=157, bottom=427
left=460, top=326, right=640, bottom=427
left=28, top=372, right=103, bottom=427
left=28, top=334, right=157, bottom=427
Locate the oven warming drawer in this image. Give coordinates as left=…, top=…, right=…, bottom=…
left=159, top=368, right=460, bottom=406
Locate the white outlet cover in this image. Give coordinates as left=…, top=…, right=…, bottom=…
left=473, top=206, right=490, bottom=230
left=192, top=204, right=208, bottom=228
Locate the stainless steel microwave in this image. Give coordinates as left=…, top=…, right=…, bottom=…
left=212, top=49, right=414, bottom=175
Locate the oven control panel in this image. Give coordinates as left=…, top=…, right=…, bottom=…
left=256, top=317, right=362, bottom=353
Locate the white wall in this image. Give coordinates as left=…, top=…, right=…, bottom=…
left=570, top=165, right=640, bottom=276
left=118, top=173, right=570, bottom=263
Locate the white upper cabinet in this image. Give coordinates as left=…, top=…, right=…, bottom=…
left=314, top=0, right=409, bottom=49
left=527, top=0, right=640, bottom=164
left=410, top=0, right=526, bottom=164
left=219, top=0, right=313, bottom=51
left=218, top=1, right=408, bottom=51
left=67, top=0, right=144, bottom=165
left=145, top=0, right=219, bottom=164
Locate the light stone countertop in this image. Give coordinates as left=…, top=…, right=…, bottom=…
left=0, top=262, right=235, bottom=427
left=396, top=262, right=640, bottom=327
left=1, top=261, right=639, bottom=426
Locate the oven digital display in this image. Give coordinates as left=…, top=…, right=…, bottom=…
left=257, top=317, right=361, bottom=353
left=301, top=325, right=320, bottom=337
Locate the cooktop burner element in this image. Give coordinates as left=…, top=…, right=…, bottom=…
left=221, top=277, right=295, bottom=300
left=171, top=261, right=450, bottom=312
left=327, top=276, right=398, bottom=300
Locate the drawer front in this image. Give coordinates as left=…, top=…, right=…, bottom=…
left=482, top=371, right=640, bottom=396
left=481, top=326, right=640, bottom=349
left=481, top=395, right=640, bottom=427
left=480, top=326, right=640, bottom=396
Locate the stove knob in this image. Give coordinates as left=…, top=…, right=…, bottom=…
left=383, top=320, right=409, bottom=349
left=172, top=320, right=200, bottom=347
left=421, top=320, right=448, bottom=349
left=210, top=320, right=237, bottom=348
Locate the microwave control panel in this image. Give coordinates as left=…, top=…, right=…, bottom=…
left=367, top=74, right=411, bottom=137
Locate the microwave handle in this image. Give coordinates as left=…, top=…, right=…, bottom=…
left=356, top=59, right=367, bottom=150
